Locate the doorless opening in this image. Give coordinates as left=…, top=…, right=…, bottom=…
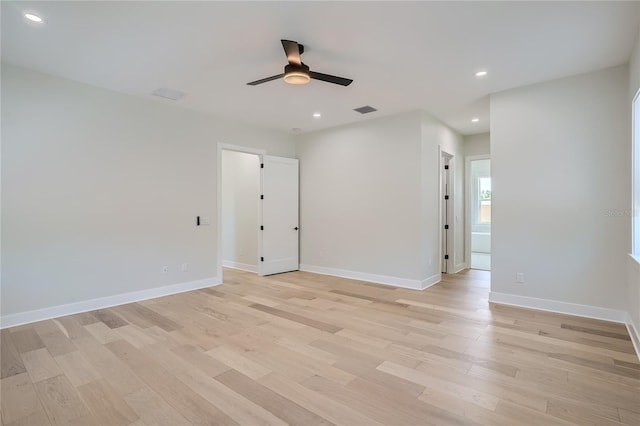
left=466, top=156, right=491, bottom=271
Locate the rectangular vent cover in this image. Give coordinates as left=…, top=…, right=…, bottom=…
left=353, top=105, right=377, bottom=114
left=152, top=88, right=185, bottom=101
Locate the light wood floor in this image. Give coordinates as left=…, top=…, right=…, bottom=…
left=2, top=268, right=639, bottom=426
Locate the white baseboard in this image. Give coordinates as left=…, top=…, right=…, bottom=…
left=222, top=260, right=258, bottom=273
left=489, top=291, right=628, bottom=323
left=420, top=273, right=442, bottom=290
left=453, top=263, right=468, bottom=274
left=626, top=314, right=640, bottom=361
left=299, top=264, right=441, bottom=291
left=0, top=277, right=222, bottom=329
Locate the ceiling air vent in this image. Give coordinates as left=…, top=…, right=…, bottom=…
left=152, top=88, right=185, bottom=101
left=354, top=105, right=377, bottom=114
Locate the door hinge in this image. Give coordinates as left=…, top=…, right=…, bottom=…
left=444, top=224, right=449, bottom=230
left=260, top=194, right=264, bottom=200
left=261, top=163, right=264, bottom=168
left=444, top=255, right=449, bottom=260
left=444, top=165, right=449, bottom=170
left=260, top=226, right=264, bottom=230
left=260, top=257, right=264, bottom=262
left=444, top=195, right=449, bottom=200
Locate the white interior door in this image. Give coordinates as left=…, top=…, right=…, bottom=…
left=259, top=155, right=299, bottom=275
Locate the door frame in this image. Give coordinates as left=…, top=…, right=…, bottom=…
left=216, top=143, right=265, bottom=280
left=465, top=154, right=491, bottom=270
left=439, top=149, right=454, bottom=274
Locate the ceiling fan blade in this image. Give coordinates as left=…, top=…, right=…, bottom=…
left=309, top=71, right=353, bottom=86
left=246, top=74, right=284, bottom=86
left=281, top=40, right=302, bottom=65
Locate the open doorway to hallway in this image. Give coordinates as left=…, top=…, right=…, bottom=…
left=467, top=156, right=491, bottom=271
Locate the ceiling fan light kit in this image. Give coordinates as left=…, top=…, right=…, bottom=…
left=283, top=64, right=310, bottom=85
left=248, top=40, right=353, bottom=87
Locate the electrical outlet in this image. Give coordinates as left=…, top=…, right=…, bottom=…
left=181, top=263, right=188, bottom=272
left=161, top=266, right=168, bottom=274
left=516, top=272, right=525, bottom=283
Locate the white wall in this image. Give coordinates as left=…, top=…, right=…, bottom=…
left=297, top=112, right=424, bottom=283
left=221, top=150, right=260, bottom=272
left=1, top=64, right=295, bottom=323
left=628, top=23, right=640, bottom=347
left=464, top=132, right=490, bottom=157
left=296, top=110, right=463, bottom=288
left=490, top=65, right=630, bottom=318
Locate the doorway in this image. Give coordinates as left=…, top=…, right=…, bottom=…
left=466, top=156, right=491, bottom=270
left=221, top=150, right=261, bottom=273
left=217, top=144, right=300, bottom=279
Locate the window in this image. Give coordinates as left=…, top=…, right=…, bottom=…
left=633, top=89, right=640, bottom=259
left=478, top=177, right=492, bottom=224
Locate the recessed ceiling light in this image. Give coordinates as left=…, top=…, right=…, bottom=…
left=475, top=71, right=488, bottom=78
left=313, top=112, right=321, bottom=118
left=24, top=13, right=44, bottom=23
left=471, top=118, right=480, bottom=123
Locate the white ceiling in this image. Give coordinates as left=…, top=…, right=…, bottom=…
left=2, top=1, right=638, bottom=136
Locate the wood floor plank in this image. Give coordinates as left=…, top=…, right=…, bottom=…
left=418, top=386, right=515, bottom=426
left=303, top=374, right=472, bottom=426
left=545, top=397, right=623, bottom=426
left=123, top=387, right=191, bottom=426
left=33, top=375, right=91, bottom=425
left=83, top=321, right=122, bottom=345
left=115, top=325, right=159, bottom=349
left=115, top=303, right=183, bottom=332
left=1, top=268, right=638, bottom=426
left=177, top=368, right=288, bottom=426
left=259, top=372, right=384, bottom=426
left=4, top=409, right=51, bottom=426
left=0, top=373, right=44, bottom=425
left=21, top=348, right=62, bottom=383
left=206, top=346, right=271, bottom=380
left=170, top=344, right=231, bottom=377
left=249, top=303, right=342, bottom=333
left=215, top=369, right=333, bottom=426
left=33, top=329, right=76, bottom=357
left=53, top=317, right=92, bottom=341
left=76, top=379, right=139, bottom=425
left=618, top=408, right=640, bottom=426
left=9, top=329, right=45, bottom=354
left=72, top=336, right=145, bottom=396
left=107, top=339, right=239, bottom=425
left=0, top=331, right=27, bottom=379
left=89, top=309, right=128, bottom=329
left=378, top=360, right=500, bottom=411
left=70, top=312, right=100, bottom=326
left=54, top=350, right=101, bottom=387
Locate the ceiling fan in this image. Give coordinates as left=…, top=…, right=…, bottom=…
left=247, top=40, right=353, bottom=87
